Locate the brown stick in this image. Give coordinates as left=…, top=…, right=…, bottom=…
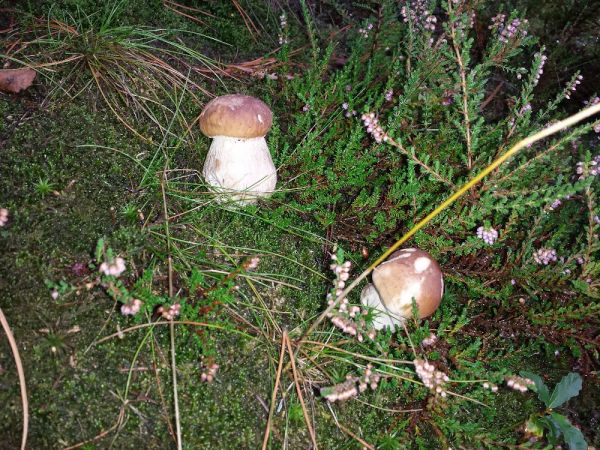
left=285, top=333, right=318, bottom=449
left=261, top=331, right=287, bottom=450
left=0, top=308, right=28, bottom=450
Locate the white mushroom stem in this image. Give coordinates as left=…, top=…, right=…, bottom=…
left=360, top=284, right=406, bottom=331
left=202, top=136, right=277, bottom=205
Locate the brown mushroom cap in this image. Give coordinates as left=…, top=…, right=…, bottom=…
left=372, top=248, right=443, bottom=319
left=199, top=94, right=273, bottom=139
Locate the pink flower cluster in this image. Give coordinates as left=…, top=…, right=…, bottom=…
left=532, top=53, right=548, bottom=86
left=157, top=303, right=181, bottom=320
left=489, top=15, right=528, bottom=42
left=564, top=75, right=583, bottom=100
left=548, top=198, right=562, bottom=210
left=414, top=358, right=449, bottom=397
left=201, top=363, right=219, bottom=383
left=499, top=18, right=528, bottom=42
left=488, top=13, right=506, bottom=30
left=476, top=226, right=499, bottom=245
left=400, top=0, right=436, bottom=31
left=121, top=299, right=143, bottom=316
left=341, top=103, right=357, bottom=118
left=482, top=382, right=499, bottom=393
left=321, top=364, right=380, bottom=402
left=243, top=256, right=260, bottom=271
left=576, top=154, right=600, bottom=179
left=506, top=375, right=534, bottom=392
left=384, top=89, right=394, bottom=102
left=278, top=13, right=288, bottom=45
left=358, top=23, right=373, bottom=38
left=0, top=208, right=8, bottom=227
left=421, top=333, right=438, bottom=347
left=533, top=248, right=557, bottom=265
left=361, top=112, right=389, bottom=143
left=327, top=254, right=376, bottom=342
left=100, top=257, right=126, bottom=277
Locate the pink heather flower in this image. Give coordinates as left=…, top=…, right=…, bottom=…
left=564, top=74, right=583, bottom=99
left=321, top=365, right=380, bottom=402
left=200, top=363, right=219, bottom=383
left=51, top=290, right=59, bottom=300
left=497, top=18, right=528, bottom=43
left=358, top=24, right=372, bottom=38
left=576, top=154, right=600, bottom=179
left=532, top=53, right=547, bottom=87
left=548, top=199, right=562, bottom=210
left=506, top=375, right=534, bottom=392
left=158, top=303, right=181, bottom=320
left=384, top=89, right=394, bottom=102
left=488, top=13, right=506, bottom=31
left=361, top=112, right=389, bottom=143
left=414, top=359, right=449, bottom=397
left=121, top=299, right=143, bottom=316
left=245, top=256, right=260, bottom=271
left=328, top=253, right=376, bottom=341
left=0, top=208, right=8, bottom=227
left=341, top=102, right=348, bottom=110
left=302, top=104, right=310, bottom=112
left=482, top=382, right=498, bottom=392
left=99, top=257, right=126, bottom=277
left=476, top=226, right=499, bottom=245
left=421, top=333, right=438, bottom=347
left=401, top=0, right=437, bottom=32
left=533, top=248, right=557, bottom=265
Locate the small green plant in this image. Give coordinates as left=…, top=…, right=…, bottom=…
left=34, top=177, right=54, bottom=197
left=120, top=203, right=139, bottom=223
left=520, top=371, right=588, bottom=449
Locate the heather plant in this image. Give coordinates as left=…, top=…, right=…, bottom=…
left=272, top=0, right=599, bottom=352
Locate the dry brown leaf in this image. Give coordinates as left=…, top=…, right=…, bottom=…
left=0, top=68, right=36, bottom=93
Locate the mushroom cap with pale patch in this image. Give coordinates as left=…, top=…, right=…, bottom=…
left=372, top=248, right=443, bottom=319
left=199, top=94, right=273, bottom=139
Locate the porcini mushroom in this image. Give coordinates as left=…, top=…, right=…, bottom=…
left=360, top=248, right=444, bottom=330
left=199, top=94, right=277, bottom=205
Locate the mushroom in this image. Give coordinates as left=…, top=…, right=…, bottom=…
left=199, top=94, right=277, bottom=205
left=360, top=248, right=444, bottom=330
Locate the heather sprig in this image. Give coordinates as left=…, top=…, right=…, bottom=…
left=326, top=248, right=377, bottom=342
left=320, top=364, right=381, bottom=402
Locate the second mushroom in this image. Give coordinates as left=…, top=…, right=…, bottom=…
left=199, top=94, right=277, bottom=205
left=360, top=248, right=444, bottom=330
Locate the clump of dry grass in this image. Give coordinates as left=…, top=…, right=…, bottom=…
left=1, top=3, right=224, bottom=141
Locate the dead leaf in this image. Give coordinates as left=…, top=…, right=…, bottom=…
left=0, top=68, right=36, bottom=93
